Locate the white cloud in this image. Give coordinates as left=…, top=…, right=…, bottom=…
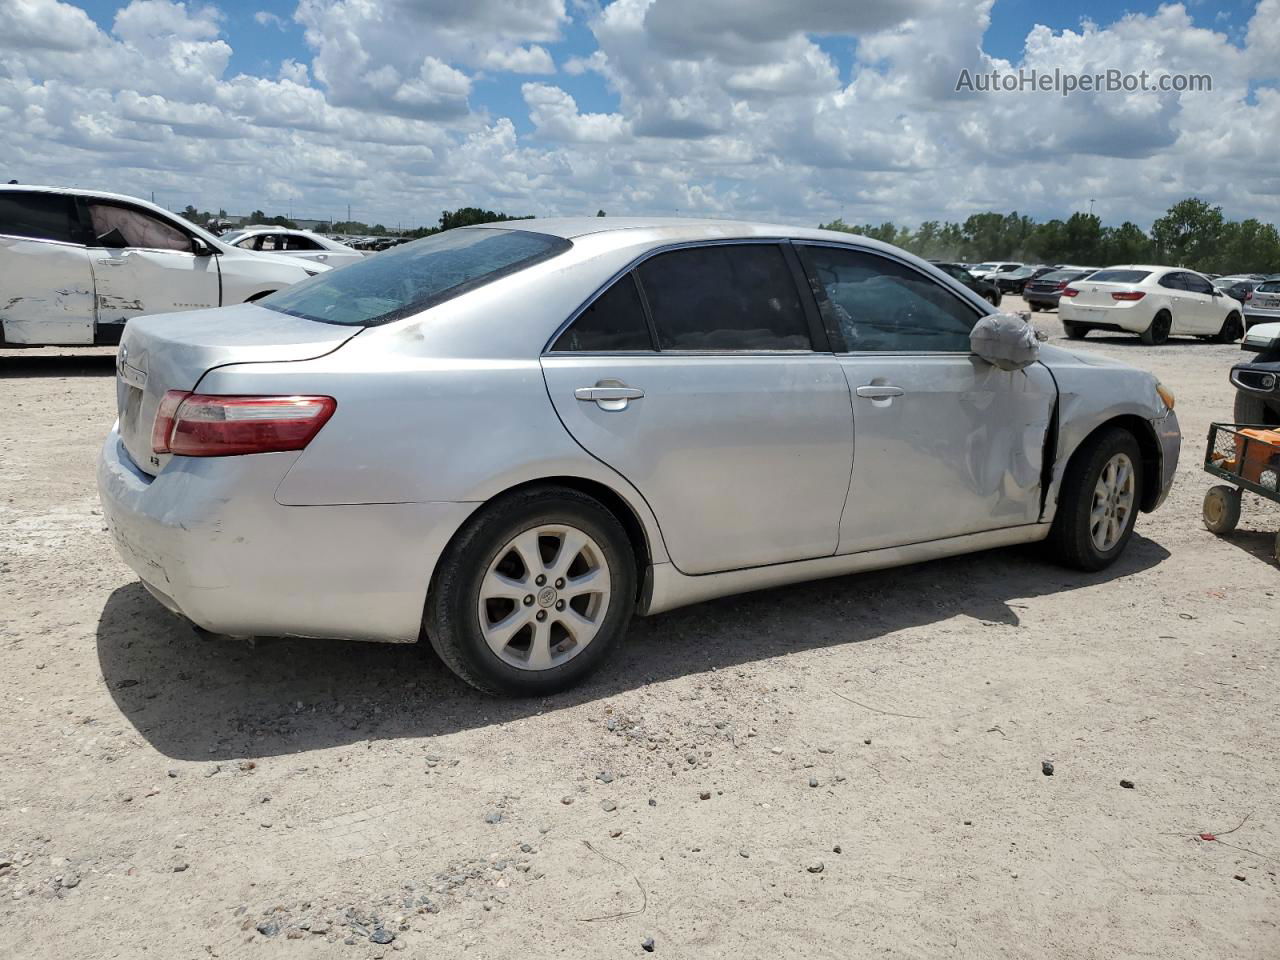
left=3, top=0, right=1280, bottom=230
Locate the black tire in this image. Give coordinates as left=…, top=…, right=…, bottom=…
left=1063, top=321, right=1088, bottom=340
left=1212, top=312, right=1244, bottom=344
left=983, top=291, right=1001, bottom=307
left=1140, top=310, right=1172, bottom=345
left=1202, top=485, right=1241, bottom=535
left=424, top=486, right=637, bottom=696
left=1234, top=390, right=1280, bottom=426
left=1047, top=427, right=1144, bottom=571
left=1029, top=302, right=1041, bottom=312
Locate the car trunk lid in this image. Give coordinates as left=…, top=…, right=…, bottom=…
left=1067, top=280, right=1139, bottom=307
left=115, top=304, right=359, bottom=475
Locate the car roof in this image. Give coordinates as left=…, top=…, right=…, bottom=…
left=471, top=216, right=880, bottom=245
left=2, top=183, right=216, bottom=240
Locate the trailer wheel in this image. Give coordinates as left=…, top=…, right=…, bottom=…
left=1202, top=485, right=1241, bottom=535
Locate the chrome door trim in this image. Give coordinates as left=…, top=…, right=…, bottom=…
left=639, top=523, right=1050, bottom=616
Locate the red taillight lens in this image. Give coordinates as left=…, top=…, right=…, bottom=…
left=1055, top=281, right=1069, bottom=290
left=1061, top=287, right=1079, bottom=297
left=154, top=394, right=336, bottom=457
left=152, top=389, right=191, bottom=453
left=1245, top=291, right=1253, bottom=301
left=1111, top=291, right=1146, bottom=301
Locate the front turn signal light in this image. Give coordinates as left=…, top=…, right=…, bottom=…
left=1156, top=383, right=1176, bottom=411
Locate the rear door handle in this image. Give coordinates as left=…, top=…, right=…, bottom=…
left=575, top=382, right=644, bottom=411
left=856, top=385, right=905, bottom=399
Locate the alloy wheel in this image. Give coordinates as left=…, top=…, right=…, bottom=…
left=1090, top=453, right=1136, bottom=551
left=477, top=524, right=612, bottom=671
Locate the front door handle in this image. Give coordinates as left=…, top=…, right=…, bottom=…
left=96, top=257, right=128, bottom=266
left=575, top=382, right=644, bottom=411
left=856, top=385, right=905, bottom=399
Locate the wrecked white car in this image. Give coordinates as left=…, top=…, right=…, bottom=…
left=0, top=186, right=326, bottom=347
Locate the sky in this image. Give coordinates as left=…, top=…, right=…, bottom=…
left=3, top=0, right=1278, bottom=230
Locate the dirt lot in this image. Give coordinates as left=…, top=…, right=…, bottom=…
left=2, top=297, right=1278, bottom=960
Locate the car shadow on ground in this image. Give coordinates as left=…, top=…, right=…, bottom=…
left=1212, top=526, right=1278, bottom=566
left=96, top=534, right=1171, bottom=761
left=0, top=353, right=116, bottom=377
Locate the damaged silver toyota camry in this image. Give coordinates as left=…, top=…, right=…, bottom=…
left=98, top=219, right=1181, bottom=695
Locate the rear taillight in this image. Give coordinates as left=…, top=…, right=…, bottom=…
left=1111, top=291, right=1146, bottom=301
left=152, top=389, right=190, bottom=454
left=1055, top=281, right=1069, bottom=290
left=152, top=393, right=336, bottom=456
left=1245, top=291, right=1253, bottom=301
left=1061, top=287, right=1079, bottom=297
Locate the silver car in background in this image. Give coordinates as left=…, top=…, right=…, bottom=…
left=98, top=219, right=1181, bottom=696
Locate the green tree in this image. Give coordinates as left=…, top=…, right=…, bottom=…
left=596, top=209, right=607, bottom=217
left=1151, top=197, right=1224, bottom=267
left=439, top=207, right=531, bottom=230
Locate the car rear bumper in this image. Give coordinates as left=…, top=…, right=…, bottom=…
left=1059, top=301, right=1153, bottom=332
left=97, top=425, right=477, bottom=642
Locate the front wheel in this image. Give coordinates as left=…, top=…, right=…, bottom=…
left=1234, top=390, right=1280, bottom=426
left=1047, top=427, right=1143, bottom=571
left=1140, top=311, right=1172, bottom=345
left=1202, top=485, right=1241, bottom=535
left=1213, top=312, right=1244, bottom=344
left=425, top=487, right=636, bottom=696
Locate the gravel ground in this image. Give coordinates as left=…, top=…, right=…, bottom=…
left=2, top=297, right=1278, bottom=959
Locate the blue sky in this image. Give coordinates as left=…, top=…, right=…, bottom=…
left=4, top=0, right=1278, bottom=228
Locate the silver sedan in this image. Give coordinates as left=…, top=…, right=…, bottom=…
left=98, top=219, right=1181, bottom=695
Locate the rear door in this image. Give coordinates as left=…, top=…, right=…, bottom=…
left=0, top=191, right=95, bottom=344
left=540, top=242, right=854, bottom=575
left=795, top=243, right=1056, bottom=554
left=1180, top=271, right=1223, bottom=333
left=1156, top=271, right=1192, bottom=333
left=83, top=200, right=221, bottom=334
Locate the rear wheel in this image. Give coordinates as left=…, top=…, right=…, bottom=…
left=1140, top=310, right=1172, bottom=345
left=1213, top=312, right=1244, bottom=344
left=1202, top=485, right=1241, bottom=535
left=425, top=487, right=636, bottom=696
left=1047, top=427, right=1143, bottom=571
left=1029, top=302, right=1041, bottom=312
left=1063, top=321, right=1089, bottom=340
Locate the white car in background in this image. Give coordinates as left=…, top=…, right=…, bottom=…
left=0, top=186, right=327, bottom=347
left=969, top=261, right=1023, bottom=281
left=1059, top=265, right=1244, bottom=345
left=219, top=227, right=365, bottom=267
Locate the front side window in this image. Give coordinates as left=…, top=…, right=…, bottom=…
left=1182, top=273, right=1214, bottom=295
left=0, top=191, right=80, bottom=244
left=800, top=245, right=981, bottom=353
left=552, top=273, right=653, bottom=352
left=88, top=204, right=191, bottom=252
left=263, top=227, right=571, bottom=326
left=636, top=244, right=810, bottom=351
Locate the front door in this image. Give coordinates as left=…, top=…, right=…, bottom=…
left=795, top=243, right=1056, bottom=554
left=83, top=200, right=220, bottom=334
left=0, top=190, right=95, bottom=345
left=541, top=243, right=854, bottom=575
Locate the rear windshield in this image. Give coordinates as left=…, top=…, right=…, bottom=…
left=1037, top=270, right=1079, bottom=282
left=1087, top=269, right=1151, bottom=283
left=1256, top=281, right=1280, bottom=293
left=262, top=227, right=571, bottom=326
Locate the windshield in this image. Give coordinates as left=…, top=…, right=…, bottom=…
left=1256, top=281, right=1280, bottom=293
left=220, top=230, right=249, bottom=245
left=1088, top=269, right=1151, bottom=283
left=261, top=228, right=571, bottom=326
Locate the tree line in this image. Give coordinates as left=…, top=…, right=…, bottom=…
left=819, top=198, right=1280, bottom=275
left=178, top=204, right=532, bottom=238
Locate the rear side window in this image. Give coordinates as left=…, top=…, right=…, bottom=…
left=799, top=245, right=980, bottom=353
left=263, top=228, right=571, bottom=326
left=1091, top=269, right=1152, bottom=283
left=0, top=192, right=80, bottom=244
left=636, top=245, right=810, bottom=351
left=1256, top=281, right=1280, bottom=294
left=553, top=274, right=653, bottom=352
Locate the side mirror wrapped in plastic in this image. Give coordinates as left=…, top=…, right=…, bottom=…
left=971, top=312, right=1041, bottom=371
